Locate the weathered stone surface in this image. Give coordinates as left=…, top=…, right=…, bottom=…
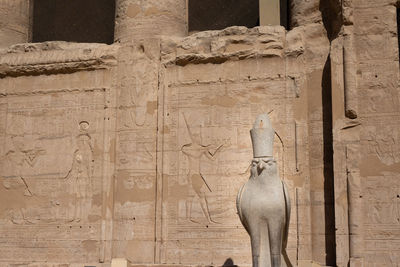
left=161, top=26, right=285, bottom=66
left=0, top=42, right=118, bottom=78
left=0, top=0, right=31, bottom=47
left=0, top=44, right=118, bottom=264
left=114, top=0, right=187, bottom=42
left=0, top=1, right=399, bottom=267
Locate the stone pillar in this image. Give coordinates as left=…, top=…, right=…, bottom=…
left=113, top=0, right=187, bottom=262
left=289, top=0, right=319, bottom=27
left=0, top=0, right=31, bottom=47
left=259, top=0, right=280, bottom=26
left=114, top=0, right=187, bottom=42
left=342, top=0, right=358, bottom=119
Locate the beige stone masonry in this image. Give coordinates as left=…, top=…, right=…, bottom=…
left=0, top=0, right=32, bottom=47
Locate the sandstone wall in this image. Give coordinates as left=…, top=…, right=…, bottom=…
left=0, top=0, right=399, bottom=267
left=0, top=0, right=31, bottom=47
left=0, top=25, right=331, bottom=266
left=158, top=26, right=297, bottom=265
left=0, top=42, right=118, bottom=265
left=111, top=39, right=160, bottom=263
left=332, top=0, right=400, bottom=266
left=114, top=0, right=187, bottom=42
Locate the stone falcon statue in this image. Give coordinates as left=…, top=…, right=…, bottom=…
left=236, top=114, right=292, bottom=267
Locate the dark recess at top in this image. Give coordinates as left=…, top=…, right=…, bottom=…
left=189, top=0, right=259, bottom=32
left=32, top=0, right=115, bottom=44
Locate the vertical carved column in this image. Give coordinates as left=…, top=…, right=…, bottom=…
left=346, top=145, right=364, bottom=266
left=342, top=0, right=363, bottom=265
left=0, top=0, right=32, bottom=47
left=114, top=0, right=187, bottom=42
left=330, top=36, right=350, bottom=267
left=113, top=0, right=187, bottom=263
left=331, top=34, right=363, bottom=267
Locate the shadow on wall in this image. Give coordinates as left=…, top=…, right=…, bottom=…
left=321, top=55, right=336, bottom=266
left=320, top=0, right=342, bottom=265
left=319, top=0, right=342, bottom=41
left=222, top=258, right=238, bottom=267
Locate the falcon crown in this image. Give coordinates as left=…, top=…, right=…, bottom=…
left=250, top=114, right=275, bottom=158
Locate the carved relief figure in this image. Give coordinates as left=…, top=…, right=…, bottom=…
left=63, top=121, right=94, bottom=222
left=1, top=136, right=44, bottom=224
left=129, top=69, right=149, bottom=126
left=236, top=114, right=292, bottom=267
left=181, top=113, right=223, bottom=224
left=123, top=55, right=156, bottom=128
left=4, top=136, right=45, bottom=172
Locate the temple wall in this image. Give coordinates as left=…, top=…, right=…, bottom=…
left=0, top=24, right=330, bottom=266
left=0, top=42, right=119, bottom=265
left=158, top=27, right=297, bottom=265
left=111, top=39, right=160, bottom=263
left=0, top=0, right=31, bottom=47
left=114, top=0, right=187, bottom=42
left=0, top=0, right=399, bottom=267
left=332, top=0, right=400, bottom=266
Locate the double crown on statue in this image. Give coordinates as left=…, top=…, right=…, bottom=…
left=250, top=114, right=275, bottom=158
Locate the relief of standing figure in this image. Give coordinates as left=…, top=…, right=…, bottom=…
left=181, top=113, right=223, bottom=224
left=63, top=121, right=94, bottom=222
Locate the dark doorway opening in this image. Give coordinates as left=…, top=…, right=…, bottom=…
left=189, top=0, right=260, bottom=32
left=280, top=0, right=289, bottom=30
left=32, top=0, right=115, bottom=44
left=188, top=0, right=290, bottom=32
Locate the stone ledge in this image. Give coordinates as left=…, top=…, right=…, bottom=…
left=161, top=26, right=287, bottom=66
left=0, top=41, right=119, bottom=78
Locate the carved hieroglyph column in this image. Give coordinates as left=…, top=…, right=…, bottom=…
left=113, top=1, right=187, bottom=263
left=0, top=0, right=32, bottom=47
left=114, top=0, right=187, bottom=42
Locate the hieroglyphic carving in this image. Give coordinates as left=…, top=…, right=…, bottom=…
left=129, top=62, right=154, bottom=127
left=118, top=131, right=154, bottom=167
left=120, top=46, right=158, bottom=128
left=3, top=136, right=46, bottom=176
left=63, top=121, right=94, bottom=222
left=0, top=87, right=106, bottom=226
left=0, top=43, right=117, bottom=264
left=159, top=59, right=293, bottom=264
left=1, top=134, right=46, bottom=224
left=181, top=113, right=224, bottom=224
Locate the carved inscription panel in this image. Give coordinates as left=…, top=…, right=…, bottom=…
left=0, top=71, right=112, bottom=263
left=160, top=62, right=297, bottom=265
